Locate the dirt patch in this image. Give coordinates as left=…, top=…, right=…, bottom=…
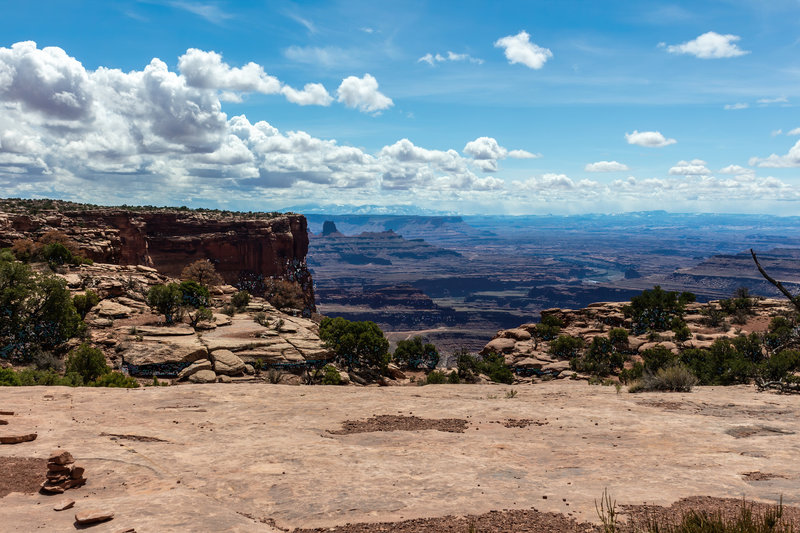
left=100, top=432, right=168, bottom=442
left=741, top=471, right=788, bottom=481
left=637, top=400, right=685, bottom=411
left=725, top=425, right=795, bottom=438
left=293, top=508, right=599, bottom=533
left=620, top=496, right=800, bottom=531
left=328, top=415, right=468, bottom=434
left=500, top=418, right=547, bottom=428
left=0, top=457, right=47, bottom=497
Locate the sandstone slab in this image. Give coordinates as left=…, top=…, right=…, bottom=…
left=75, top=510, right=114, bottom=525
left=177, top=359, right=213, bottom=381
left=188, top=370, right=217, bottom=384
left=95, top=300, right=134, bottom=318
left=212, top=350, right=246, bottom=376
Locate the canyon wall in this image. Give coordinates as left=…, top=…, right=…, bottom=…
left=0, top=202, right=315, bottom=312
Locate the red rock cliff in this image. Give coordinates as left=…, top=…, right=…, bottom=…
left=0, top=202, right=315, bottom=312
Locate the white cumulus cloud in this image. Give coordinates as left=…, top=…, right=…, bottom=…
left=719, top=164, right=755, bottom=178
left=178, top=48, right=281, bottom=94
left=724, top=103, right=748, bottom=110
left=462, top=137, right=537, bottom=172
left=788, top=128, right=800, bottom=136
left=664, top=31, right=749, bottom=59
left=280, top=83, right=333, bottom=106
left=336, top=74, right=393, bottom=113
left=494, top=31, right=552, bottom=70
left=625, top=130, right=677, bottom=148
left=669, top=159, right=711, bottom=176
left=585, top=160, right=629, bottom=172
left=749, top=140, right=800, bottom=168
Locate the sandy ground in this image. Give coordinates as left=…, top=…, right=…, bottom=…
left=1, top=381, right=798, bottom=532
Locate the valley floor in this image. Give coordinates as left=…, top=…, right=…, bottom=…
left=0, top=381, right=798, bottom=531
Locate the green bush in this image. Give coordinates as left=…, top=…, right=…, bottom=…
left=680, top=338, right=756, bottom=386
left=672, top=324, right=692, bottom=342
left=187, top=306, right=213, bottom=328
left=393, top=336, right=440, bottom=370
left=179, top=280, right=210, bottom=309
left=455, top=349, right=481, bottom=383
left=623, top=286, right=695, bottom=334
left=321, top=364, right=343, bottom=385
left=570, top=336, right=624, bottom=376
left=319, top=316, right=390, bottom=371
left=641, top=345, right=677, bottom=373
left=759, top=350, right=800, bottom=382
left=481, top=352, right=514, bottom=384
left=146, top=283, right=183, bottom=324
left=230, top=290, right=251, bottom=310
left=1, top=259, right=82, bottom=362
left=65, top=343, right=109, bottom=382
left=619, top=361, right=644, bottom=384
left=765, top=316, right=795, bottom=351
left=72, top=290, right=100, bottom=319
left=0, top=367, right=21, bottom=386
left=91, top=372, right=139, bottom=388
left=608, top=328, right=629, bottom=351
left=549, top=335, right=585, bottom=359
left=535, top=314, right=564, bottom=340
left=425, top=370, right=448, bottom=384
left=447, top=370, right=460, bottom=384
left=629, top=365, right=698, bottom=393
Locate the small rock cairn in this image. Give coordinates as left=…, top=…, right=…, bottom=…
left=40, top=450, right=86, bottom=494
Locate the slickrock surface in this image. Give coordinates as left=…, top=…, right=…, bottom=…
left=0, top=382, right=798, bottom=531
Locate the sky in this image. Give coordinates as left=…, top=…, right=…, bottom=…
left=1, top=0, right=799, bottom=215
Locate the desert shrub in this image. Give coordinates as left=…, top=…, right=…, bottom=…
left=253, top=312, right=269, bottom=327
left=619, top=361, right=644, bottom=384
left=187, top=306, right=213, bottom=328
left=672, top=324, right=692, bottom=342
left=719, top=287, right=755, bottom=316
left=425, top=370, right=448, bottom=384
left=0, top=249, right=16, bottom=262
left=447, top=370, right=460, bottom=384
left=641, top=345, right=677, bottom=373
left=0, top=259, right=82, bottom=362
left=16, top=368, right=67, bottom=386
left=455, top=349, right=481, bottom=383
left=701, top=304, right=728, bottom=329
left=91, top=372, right=139, bottom=388
left=179, top=280, right=210, bottom=309
left=0, top=367, right=21, bottom=386
left=321, top=364, right=343, bottom=385
left=571, top=337, right=624, bottom=376
left=266, top=368, right=284, bottom=384
left=146, top=283, right=183, bottom=324
left=630, top=365, right=698, bottom=393
left=759, top=350, right=800, bottom=382
left=319, top=316, right=390, bottom=371
left=623, top=286, right=695, bottom=334
left=393, top=336, right=440, bottom=370
left=481, top=351, right=514, bottom=384
left=72, top=289, right=99, bottom=319
left=535, top=314, right=564, bottom=340
left=635, top=498, right=793, bottom=532
left=181, top=259, right=223, bottom=287
left=549, top=335, right=585, bottom=360
left=230, top=290, right=251, bottom=311
left=732, top=333, right=766, bottom=364
left=65, top=343, right=109, bottom=383
left=10, top=239, right=37, bottom=262
left=265, top=279, right=304, bottom=311
left=608, top=328, right=629, bottom=352
left=680, top=338, right=755, bottom=385
left=32, top=350, right=63, bottom=371
left=764, top=316, right=795, bottom=351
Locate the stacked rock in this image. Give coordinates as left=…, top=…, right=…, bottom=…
left=40, top=450, right=86, bottom=494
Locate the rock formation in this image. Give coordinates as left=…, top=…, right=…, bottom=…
left=40, top=450, right=86, bottom=494
left=0, top=199, right=315, bottom=313
left=483, top=298, right=794, bottom=378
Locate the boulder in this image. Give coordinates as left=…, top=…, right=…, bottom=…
left=243, top=364, right=255, bottom=375
left=502, top=328, right=532, bottom=341
left=49, top=450, right=74, bottom=465
left=217, top=375, right=232, bottom=383
left=482, top=337, right=517, bottom=354
left=338, top=371, right=351, bottom=384
left=211, top=350, right=246, bottom=376
left=120, top=337, right=207, bottom=367
left=74, top=510, right=114, bottom=525
left=177, top=359, right=213, bottom=381
left=386, top=363, right=406, bottom=380
left=95, top=300, right=133, bottom=318
left=188, top=370, right=217, bottom=384
left=0, top=433, right=37, bottom=444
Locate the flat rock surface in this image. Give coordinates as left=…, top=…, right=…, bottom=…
left=0, top=382, right=798, bottom=532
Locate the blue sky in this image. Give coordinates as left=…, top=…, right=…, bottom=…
left=1, top=0, right=799, bottom=214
